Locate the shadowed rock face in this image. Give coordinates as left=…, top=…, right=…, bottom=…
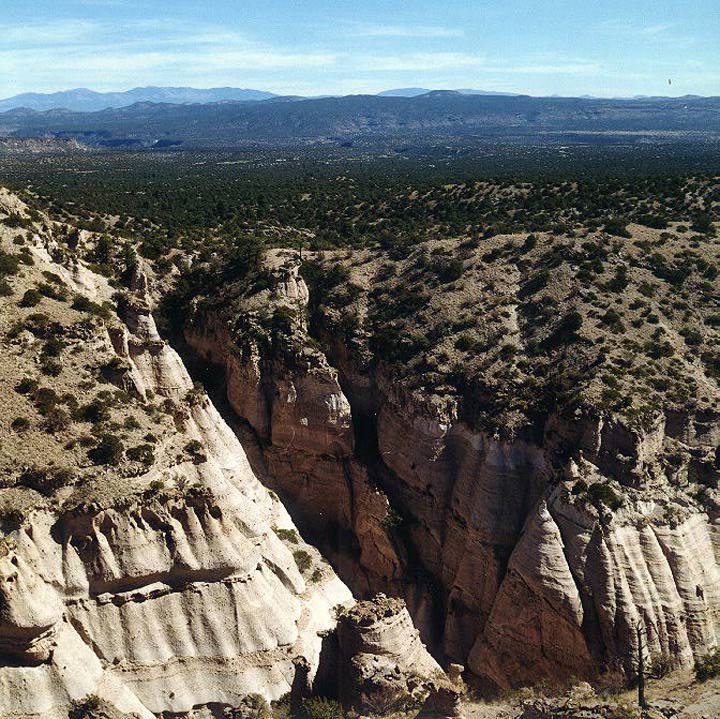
left=0, top=193, right=444, bottom=718
left=185, top=253, right=720, bottom=690
left=0, top=272, right=348, bottom=717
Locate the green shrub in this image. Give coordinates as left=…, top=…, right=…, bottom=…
left=22, top=312, right=62, bottom=338
left=649, top=653, right=674, bottom=679
left=381, top=507, right=403, bottom=529
left=19, top=289, right=41, bottom=307
left=638, top=281, right=655, bottom=298
left=604, top=218, right=631, bottom=238
left=691, top=212, right=714, bottom=235
left=276, top=528, right=301, bottom=544
left=185, top=382, right=205, bottom=406
left=0, top=279, right=12, bottom=296
left=42, top=336, right=65, bottom=357
left=521, top=234, right=538, bottom=252
left=18, top=466, right=74, bottom=495
left=184, top=439, right=206, bottom=463
left=646, top=340, right=674, bottom=359
left=695, top=649, right=720, bottom=681
left=455, top=333, right=476, bottom=351
left=2, top=212, right=33, bottom=230
left=123, top=416, right=141, bottom=430
left=37, top=281, right=67, bottom=301
left=600, top=309, right=624, bottom=333
left=42, top=407, right=71, bottom=434
left=293, top=549, right=312, bottom=573
left=126, top=443, right=154, bottom=466
left=571, top=479, right=588, bottom=495
left=272, top=306, right=297, bottom=333
left=148, top=479, right=165, bottom=493
left=587, top=482, right=621, bottom=510
left=76, top=399, right=110, bottom=424
left=41, top=359, right=62, bottom=377
left=233, top=693, right=271, bottom=719
left=32, top=387, right=61, bottom=415
left=15, top=377, right=38, bottom=394
left=680, top=327, right=702, bottom=347
left=542, top=310, right=583, bottom=349
left=300, top=697, right=345, bottom=719
left=71, top=294, right=112, bottom=319
left=637, top=214, right=668, bottom=229
left=11, top=416, right=30, bottom=432
left=88, top=434, right=124, bottom=465
left=68, top=694, right=102, bottom=719
left=18, top=248, right=33, bottom=266
left=0, top=249, right=20, bottom=278
left=433, top=256, right=464, bottom=283
left=604, top=265, right=629, bottom=292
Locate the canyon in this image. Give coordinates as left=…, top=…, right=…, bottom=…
left=1, top=182, right=720, bottom=718
left=0, top=193, right=445, bottom=718
left=184, top=242, right=720, bottom=691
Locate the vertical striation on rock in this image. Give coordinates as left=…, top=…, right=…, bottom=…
left=183, top=248, right=720, bottom=690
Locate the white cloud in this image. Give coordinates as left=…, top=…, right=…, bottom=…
left=360, top=52, right=483, bottom=72
left=0, top=19, right=99, bottom=46
left=500, top=62, right=602, bottom=76
left=350, top=24, right=464, bottom=38
left=597, top=19, right=695, bottom=48
left=356, top=52, right=600, bottom=76
left=639, top=23, right=675, bottom=37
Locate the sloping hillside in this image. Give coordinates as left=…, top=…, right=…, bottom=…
left=0, top=189, right=448, bottom=718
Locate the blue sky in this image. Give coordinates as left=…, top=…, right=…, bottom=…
left=1, top=0, right=718, bottom=97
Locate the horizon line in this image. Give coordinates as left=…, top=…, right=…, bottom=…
left=0, top=84, right=714, bottom=103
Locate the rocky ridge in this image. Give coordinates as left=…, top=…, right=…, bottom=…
left=0, top=191, right=442, bottom=718
left=184, top=232, right=720, bottom=690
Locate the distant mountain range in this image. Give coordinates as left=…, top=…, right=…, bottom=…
left=377, top=88, right=520, bottom=98
left=0, top=87, right=278, bottom=113
left=0, top=92, right=717, bottom=150
left=1, top=85, right=543, bottom=112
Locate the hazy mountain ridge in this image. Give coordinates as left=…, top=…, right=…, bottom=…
left=1, top=92, right=719, bottom=149
left=378, top=88, right=521, bottom=97
left=0, top=86, right=278, bottom=113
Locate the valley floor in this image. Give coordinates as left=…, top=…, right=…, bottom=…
left=464, top=671, right=720, bottom=719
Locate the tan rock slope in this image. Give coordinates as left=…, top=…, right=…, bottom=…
left=0, top=190, right=442, bottom=718
left=185, top=233, right=720, bottom=690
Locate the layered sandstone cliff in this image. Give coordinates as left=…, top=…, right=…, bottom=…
left=0, top=198, right=442, bottom=718
left=185, top=245, right=720, bottom=689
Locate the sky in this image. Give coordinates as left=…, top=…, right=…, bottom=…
left=0, top=0, right=718, bottom=98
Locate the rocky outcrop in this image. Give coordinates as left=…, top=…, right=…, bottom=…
left=0, top=246, right=352, bottom=717
left=334, top=595, right=441, bottom=714
left=0, top=195, right=447, bottom=718
left=184, top=254, right=720, bottom=690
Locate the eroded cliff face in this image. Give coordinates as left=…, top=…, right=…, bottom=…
left=184, top=249, right=720, bottom=690
left=0, top=271, right=349, bottom=718
left=0, top=199, right=444, bottom=718
left=185, top=275, right=406, bottom=603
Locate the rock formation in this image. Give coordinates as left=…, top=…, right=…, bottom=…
left=185, top=246, right=720, bottom=690
left=0, top=201, right=443, bottom=718
left=334, top=595, right=442, bottom=714
left=185, top=264, right=406, bottom=599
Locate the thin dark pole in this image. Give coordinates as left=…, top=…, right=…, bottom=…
left=637, top=623, right=647, bottom=709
